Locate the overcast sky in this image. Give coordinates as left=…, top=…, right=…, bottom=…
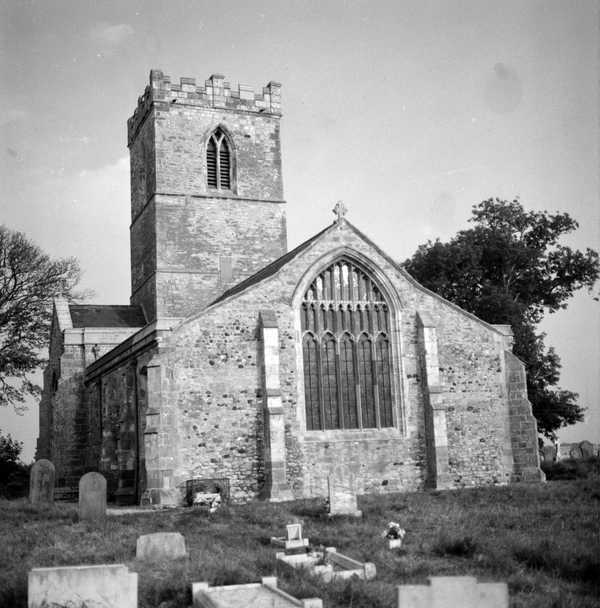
left=1, top=0, right=598, bottom=461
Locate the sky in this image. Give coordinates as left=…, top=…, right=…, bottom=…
left=1, top=0, right=598, bottom=461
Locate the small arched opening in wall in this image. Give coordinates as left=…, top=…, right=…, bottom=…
left=205, top=125, right=236, bottom=193
left=292, top=249, right=406, bottom=436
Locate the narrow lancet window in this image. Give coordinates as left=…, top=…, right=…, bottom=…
left=206, top=128, right=231, bottom=190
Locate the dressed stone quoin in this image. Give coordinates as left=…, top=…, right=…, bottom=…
left=36, top=71, right=544, bottom=505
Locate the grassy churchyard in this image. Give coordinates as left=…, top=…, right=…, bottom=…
left=1, top=474, right=599, bottom=608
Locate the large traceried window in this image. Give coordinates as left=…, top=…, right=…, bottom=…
left=301, top=259, right=395, bottom=431
left=206, top=128, right=231, bottom=190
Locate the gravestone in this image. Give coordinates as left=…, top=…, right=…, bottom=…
left=579, top=440, right=595, bottom=458
left=136, top=532, right=188, bottom=561
left=79, top=472, right=107, bottom=524
left=271, top=522, right=309, bottom=550
left=397, top=576, right=508, bottom=608
left=569, top=444, right=583, bottom=459
left=541, top=445, right=556, bottom=463
left=28, top=564, right=137, bottom=608
left=29, top=459, right=55, bottom=505
left=327, top=475, right=362, bottom=517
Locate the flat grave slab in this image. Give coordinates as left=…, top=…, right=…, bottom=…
left=192, top=577, right=322, bottom=607
left=28, top=564, right=137, bottom=608
left=397, top=576, right=508, bottom=608
left=276, top=547, right=375, bottom=583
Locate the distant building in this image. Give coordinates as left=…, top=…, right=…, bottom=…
left=36, top=71, right=544, bottom=504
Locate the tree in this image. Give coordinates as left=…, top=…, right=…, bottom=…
left=0, top=226, right=81, bottom=410
left=0, top=430, right=28, bottom=498
left=404, top=198, right=599, bottom=438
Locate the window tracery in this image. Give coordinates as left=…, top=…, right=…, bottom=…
left=300, top=259, right=394, bottom=430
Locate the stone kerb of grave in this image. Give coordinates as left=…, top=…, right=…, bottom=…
left=397, top=576, right=508, bottom=608
left=192, top=577, right=323, bottom=608
left=79, top=472, right=107, bottom=524
left=271, top=522, right=310, bottom=550
left=136, top=532, right=188, bottom=562
left=327, top=475, right=362, bottom=518
left=276, top=547, right=376, bottom=583
left=29, top=459, right=55, bottom=505
left=28, top=564, right=137, bottom=608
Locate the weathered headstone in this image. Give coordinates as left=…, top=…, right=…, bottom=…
left=327, top=475, right=362, bottom=517
left=271, top=522, right=309, bottom=550
left=569, top=444, right=583, bottom=459
left=79, top=472, right=107, bottom=524
left=579, top=440, right=595, bottom=458
left=29, top=459, right=55, bottom=505
left=136, top=532, right=188, bottom=561
left=541, top=445, right=556, bottom=463
left=397, top=576, right=508, bottom=608
left=28, top=564, right=137, bottom=608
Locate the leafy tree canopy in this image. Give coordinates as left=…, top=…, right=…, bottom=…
left=0, top=226, right=81, bottom=410
left=404, top=198, right=599, bottom=438
left=0, top=429, right=29, bottom=498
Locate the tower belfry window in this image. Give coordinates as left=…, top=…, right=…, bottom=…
left=207, top=128, right=231, bottom=190
left=300, top=259, right=395, bottom=431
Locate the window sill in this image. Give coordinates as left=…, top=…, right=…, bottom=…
left=302, top=427, right=402, bottom=442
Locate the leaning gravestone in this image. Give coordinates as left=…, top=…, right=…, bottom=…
left=79, top=472, right=107, bottom=524
left=29, top=459, right=55, bottom=505
left=136, top=532, right=188, bottom=561
left=579, top=440, right=595, bottom=458
left=327, top=475, right=362, bottom=518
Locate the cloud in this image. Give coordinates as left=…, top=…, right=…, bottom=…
left=89, top=22, right=134, bottom=48
left=0, top=108, right=28, bottom=128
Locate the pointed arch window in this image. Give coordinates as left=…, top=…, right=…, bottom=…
left=206, top=128, right=232, bottom=190
left=300, top=258, right=396, bottom=431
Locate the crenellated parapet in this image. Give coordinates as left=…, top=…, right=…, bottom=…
left=127, top=70, right=282, bottom=145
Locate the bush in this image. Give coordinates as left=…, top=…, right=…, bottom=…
left=542, top=457, right=600, bottom=481
left=0, top=431, right=29, bottom=498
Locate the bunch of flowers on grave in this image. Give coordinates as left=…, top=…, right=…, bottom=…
left=382, top=522, right=406, bottom=540
left=193, top=491, right=222, bottom=513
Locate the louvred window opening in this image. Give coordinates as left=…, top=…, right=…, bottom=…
left=207, top=129, right=231, bottom=190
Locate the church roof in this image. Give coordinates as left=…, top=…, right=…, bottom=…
left=210, top=223, right=333, bottom=306
left=68, top=305, right=146, bottom=328
left=205, top=217, right=507, bottom=338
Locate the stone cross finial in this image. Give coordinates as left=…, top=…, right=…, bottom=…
left=333, top=200, right=347, bottom=222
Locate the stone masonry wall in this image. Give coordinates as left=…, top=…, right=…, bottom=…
left=128, top=71, right=286, bottom=321
left=157, top=221, right=527, bottom=502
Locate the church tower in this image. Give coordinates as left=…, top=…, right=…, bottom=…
left=127, top=70, right=287, bottom=322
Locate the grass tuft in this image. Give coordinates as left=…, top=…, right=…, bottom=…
left=433, top=534, right=478, bottom=558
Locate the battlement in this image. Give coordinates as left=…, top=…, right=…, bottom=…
left=127, top=70, right=282, bottom=145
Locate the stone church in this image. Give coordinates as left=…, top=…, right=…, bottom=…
left=36, top=70, right=543, bottom=505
